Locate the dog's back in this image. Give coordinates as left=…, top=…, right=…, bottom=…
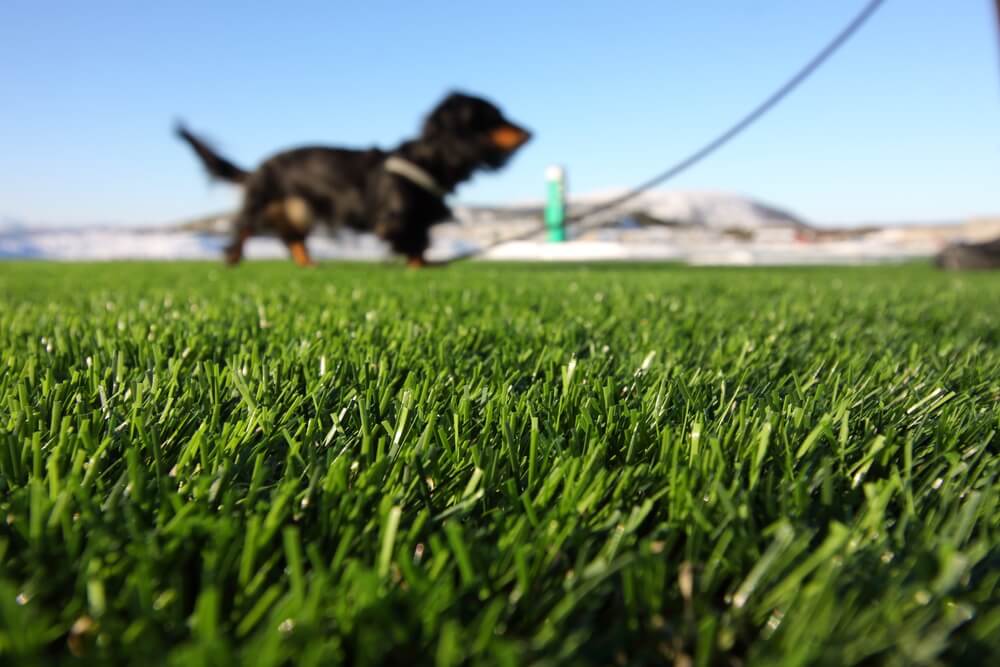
left=250, top=147, right=387, bottom=230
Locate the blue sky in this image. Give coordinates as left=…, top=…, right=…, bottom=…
left=1, top=0, right=998, bottom=227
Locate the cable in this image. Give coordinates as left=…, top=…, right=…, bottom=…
left=447, top=0, right=886, bottom=262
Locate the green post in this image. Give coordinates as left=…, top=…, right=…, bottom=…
left=544, top=165, right=566, bottom=242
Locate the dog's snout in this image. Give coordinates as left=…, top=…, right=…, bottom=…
left=490, top=124, right=532, bottom=151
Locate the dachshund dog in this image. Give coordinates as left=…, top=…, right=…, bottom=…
left=176, top=91, right=531, bottom=267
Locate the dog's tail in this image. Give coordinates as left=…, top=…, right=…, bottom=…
left=174, top=123, right=249, bottom=184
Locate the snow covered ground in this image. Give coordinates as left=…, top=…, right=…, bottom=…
left=471, top=240, right=931, bottom=265
left=3, top=189, right=977, bottom=265
left=0, top=225, right=935, bottom=265
left=0, top=226, right=391, bottom=262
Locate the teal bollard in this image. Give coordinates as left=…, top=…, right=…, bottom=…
left=544, top=165, right=566, bottom=243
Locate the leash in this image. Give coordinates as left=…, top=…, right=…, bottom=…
left=444, top=0, right=887, bottom=263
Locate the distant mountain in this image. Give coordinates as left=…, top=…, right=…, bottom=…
left=161, top=190, right=810, bottom=233
left=173, top=211, right=234, bottom=234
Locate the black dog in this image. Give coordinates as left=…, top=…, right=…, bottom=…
left=176, top=92, right=531, bottom=267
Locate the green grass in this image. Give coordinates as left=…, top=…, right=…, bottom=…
left=1, top=261, right=998, bottom=666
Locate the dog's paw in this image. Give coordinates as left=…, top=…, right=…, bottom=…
left=223, top=248, right=243, bottom=266
left=407, top=257, right=439, bottom=269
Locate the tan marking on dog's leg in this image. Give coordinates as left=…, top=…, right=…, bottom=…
left=264, top=197, right=316, bottom=267
left=407, top=255, right=428, bottom=269
left=284, top=197, right=312, bottom=233
left=288, top=240, right=316, bottom=267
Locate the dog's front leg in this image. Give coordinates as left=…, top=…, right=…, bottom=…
left=375, top=215, right=434, bottom=269
left=406, top=255, right=428, bottom=268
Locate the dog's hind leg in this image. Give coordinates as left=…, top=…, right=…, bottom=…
left=268, top=197, right=317, bottom=267
left=225, top=186, right=273, bottom=265
left=286, top=239, right=316, bottom=267
left=224, top=215, right=253, bottom=265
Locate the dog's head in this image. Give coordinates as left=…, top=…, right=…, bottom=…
left=421, top=91, right=531, bottom=170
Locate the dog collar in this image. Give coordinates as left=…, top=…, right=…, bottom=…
left=384, top=156, right=448, bottom=199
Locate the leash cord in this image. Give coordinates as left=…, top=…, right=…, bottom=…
left=446, top=0, right=886, bottom=262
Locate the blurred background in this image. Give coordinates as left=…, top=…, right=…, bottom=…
left=1, top=0, right=998, bottom=264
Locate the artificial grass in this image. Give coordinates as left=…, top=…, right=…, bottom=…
left=1, top=261, right=997, bottom=665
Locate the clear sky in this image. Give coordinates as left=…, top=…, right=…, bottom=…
left=1, top=0, right=998, bottom=227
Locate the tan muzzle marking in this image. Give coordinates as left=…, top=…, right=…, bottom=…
left=489, top=125, right=529, bottom=151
